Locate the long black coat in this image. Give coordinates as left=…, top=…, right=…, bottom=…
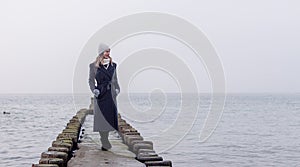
left=89, top=62, right=120, bottom=132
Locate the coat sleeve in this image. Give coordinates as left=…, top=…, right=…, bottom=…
left=113, top=63, right=120, bottom=91
left=88, top=63, right=96, bottom=92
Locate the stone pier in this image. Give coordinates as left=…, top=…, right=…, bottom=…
left=32, top=97, right=172, bottom=167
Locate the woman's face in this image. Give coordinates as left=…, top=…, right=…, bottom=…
left=103, top=49, right=110, bottom=58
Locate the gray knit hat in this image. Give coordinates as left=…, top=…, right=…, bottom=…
left=98, top=43, right=110, bottom=56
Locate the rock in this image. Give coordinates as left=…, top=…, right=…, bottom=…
left=39, top=158, right=64, bottom=166
left=124, top=135, right=143, bottom=145
left=132, top=143, right=153, bottom=154
left=3, top=111, right=10, bottom=114
left=138, top=149, right=156, bottom=155
left=137, top=152, right=158, bottom=159
left=48, top=147, right=69, bottom=153
left=32, top=164, right=59, bottom=167
left=144, top=160, right=172, bottom=166
left=41, top=151, right=68, bottom=163
left=136, top=156, right=163, bottom=163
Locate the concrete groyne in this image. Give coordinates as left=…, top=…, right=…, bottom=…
left=32, top=108, right=92, bottom=167
left=117, top=114, right=172, bottom=166
left=33, top=97, right=172, bottom=167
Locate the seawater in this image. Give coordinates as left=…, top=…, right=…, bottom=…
left=0, top=94, right=299, bottom=167
left=0, top=94, right=89, bottom=167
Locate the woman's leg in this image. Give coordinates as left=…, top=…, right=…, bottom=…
left=99, top=131, right=112, bottom=150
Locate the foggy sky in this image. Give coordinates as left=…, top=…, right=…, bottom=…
left=0, top=0, right=299, bottom=94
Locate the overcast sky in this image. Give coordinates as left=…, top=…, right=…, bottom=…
left=0, top=0, right=299, bottom=94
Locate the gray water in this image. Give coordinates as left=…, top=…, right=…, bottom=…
left=0, top=94, right=299, bottom=166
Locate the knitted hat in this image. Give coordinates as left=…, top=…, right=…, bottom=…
left=98, top=43, right=110, bottom=56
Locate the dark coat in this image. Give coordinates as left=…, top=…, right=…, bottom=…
left=89, top=62, right=120, bottom=132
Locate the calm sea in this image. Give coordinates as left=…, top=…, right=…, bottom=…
left=0, top=93, right=299, bottom=167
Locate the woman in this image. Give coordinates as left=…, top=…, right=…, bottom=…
left=88, top=43, right=120, bottom=151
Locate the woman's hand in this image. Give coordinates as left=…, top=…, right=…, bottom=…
left=93, top=89, right=100, bottom=98
left=115, top=89, right=120, bottom=95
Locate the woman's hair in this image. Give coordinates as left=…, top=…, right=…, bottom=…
left=94, top=55, right=102, bottom=68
